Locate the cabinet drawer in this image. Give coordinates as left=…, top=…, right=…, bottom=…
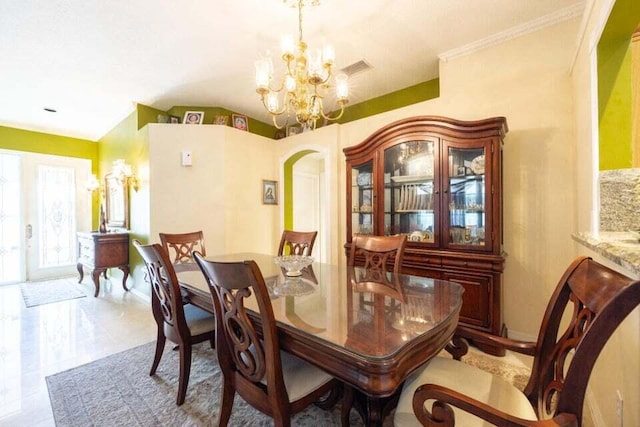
left=441, top=257, right=494, bottom=271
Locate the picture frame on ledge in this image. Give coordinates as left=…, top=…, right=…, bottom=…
left=232, top=114, right=249, bottom=131
left=286, top=125, right=302, bottom=137
left=168, top=115, right=181, bottom=124
left=184, top=111, right=204, bottom=125
left=262, top=180, right=277, bottom=205
left=213, top=115, right=229, bottom=125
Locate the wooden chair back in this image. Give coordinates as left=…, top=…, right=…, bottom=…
left=522, top=256, right=640, bottom=421
left=192, top=253, right=291, bottom=416
left=133, top=240, right=189, bottom=345
left=159, top=231, right=206, bottom=264
left=278, top=230, right=317, bottom=256
left=348, top=234, right=407, bottom=274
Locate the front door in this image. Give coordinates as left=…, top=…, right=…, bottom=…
left=0, top=150, right=92, bottom=284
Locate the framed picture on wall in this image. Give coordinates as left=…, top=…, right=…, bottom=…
left=184, top=111, right=204, bottom=125
left=286, top=125, right=302, bottom=136
left=213, top=115, right=229, bottom=125
left=232, top=114, right=249, bottom=131
left=262, top=180, right=277, bottom=205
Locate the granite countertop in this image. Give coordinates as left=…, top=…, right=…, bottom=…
left=572, top=231, right=640, bottom=277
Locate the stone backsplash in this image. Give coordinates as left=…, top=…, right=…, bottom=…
left=599, top=168, right=640, bottom=231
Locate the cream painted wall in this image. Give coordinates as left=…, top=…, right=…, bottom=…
left=221, top=127, right=278, bottom=254
left=572, top=0, right=639, bottom=425
left=146, top=124, right=277, bottom=256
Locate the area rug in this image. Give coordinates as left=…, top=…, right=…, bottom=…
left=46, top=342, right=531, bottom=427
left=20, top=278, right=87, bottom=308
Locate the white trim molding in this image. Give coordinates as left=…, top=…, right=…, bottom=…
left=439, top=2, right=586, bottom=62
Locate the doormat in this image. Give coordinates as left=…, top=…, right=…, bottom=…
left=20, top=278, right=87, bottom=307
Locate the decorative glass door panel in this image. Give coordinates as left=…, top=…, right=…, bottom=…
left=446, top=146, right=487, bottom=247
left=383, top=140, right=437, bottom=244
left=351, top=160, right=374, bottom=235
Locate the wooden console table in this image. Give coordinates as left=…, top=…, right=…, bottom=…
left=77, top=231, right=130, bottom=297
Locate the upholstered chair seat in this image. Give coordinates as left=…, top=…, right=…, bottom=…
left=394, top=357, right=537, bottom=427
left=183, top=304, right=216, bottom=336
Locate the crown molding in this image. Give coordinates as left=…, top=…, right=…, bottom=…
left=439, top=2, right=585, bottom=62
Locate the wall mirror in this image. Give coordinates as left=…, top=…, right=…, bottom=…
left=104, top=173, right=129, bottom=229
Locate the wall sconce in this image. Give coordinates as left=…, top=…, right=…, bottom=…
left=85, top=174, right=101, bottom=192
left=112, top=159, right=140, bottom=192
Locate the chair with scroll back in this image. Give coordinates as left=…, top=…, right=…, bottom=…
left=192, top=252, right=339, bottom=427
left=159, top=231, right=206, bottom=265
left=278, top=230, right=318, bottom=256
left=348, top=234, right=407, bottom=274
left=343, top=234, right=407, bottom=423
left=394, top=256, right=640, bottom=426
left=133, top=240, right=215, bottom=406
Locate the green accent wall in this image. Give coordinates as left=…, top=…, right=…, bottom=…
left=0, top=126, right=99, bottom=227
left=137, top=104, right=167, bottom=130
left=597, top=0, right=640, bottom=170
left=167, top=106, right=278, bottom=139
left=333, top=78, right=440, bottom=125
left=0, top=125, right=97, bottom=161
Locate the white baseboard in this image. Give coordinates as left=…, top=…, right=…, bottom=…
left=506, top=329, right=537, bottom=342
left=130, top=287, right=151, bottom=304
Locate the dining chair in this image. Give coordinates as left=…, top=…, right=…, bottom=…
left=192, top=251, right=339, bottom=427
left=394, top=256, right=640, bottom=426
left=277, top=230, right=318, bottom=256
left=348, top=234, right=407, bottom=274
left=343, top=234, right=408, bottom=424
left=133, top=240, right=215, bottom=406
left=159, top=230, right=206, bottom=264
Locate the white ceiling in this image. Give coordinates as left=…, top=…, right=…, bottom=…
left=0, top=0, right=584, bottom=141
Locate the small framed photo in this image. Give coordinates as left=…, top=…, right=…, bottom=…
left=262, top=180, right=277, bottom=205
left=286, top=125, right=302, bottom=137
left=184, top=111, right=204, bottom=125
left=232, top=114, right=249, bottom=131
left=213, top=115, right=229, bottom=125
left=168, top=115, right=181, bottom=124
left=274, top=129, right=286, bottom=140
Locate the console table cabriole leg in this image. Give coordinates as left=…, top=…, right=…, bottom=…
left=91, top=269, right=103, bottom=297
left=77, top=263, right=84, bottom=283
left=120, top=266, right=130, bottom=291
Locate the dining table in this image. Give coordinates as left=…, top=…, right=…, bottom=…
left=175, top=253, right=464, bottom=426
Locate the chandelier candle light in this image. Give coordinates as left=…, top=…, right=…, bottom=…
left=255, top=0, right=349, bottom=130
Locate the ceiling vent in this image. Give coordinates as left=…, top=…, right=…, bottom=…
left=340, top=60, right=372, bottom=77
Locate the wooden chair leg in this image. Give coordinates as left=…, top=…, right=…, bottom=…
left=176, top=343, right=192, bottom=406
left=341, top=384, right=354, bottom=426
left=150, top=332, right=166, bottom=376
left=217, top=376, right=235, bottom=427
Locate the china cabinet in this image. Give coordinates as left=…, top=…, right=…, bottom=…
left=344, top=116, right=508, bottom=355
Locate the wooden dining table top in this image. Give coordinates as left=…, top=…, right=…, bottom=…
left=176, top=252, right=463, bottom=400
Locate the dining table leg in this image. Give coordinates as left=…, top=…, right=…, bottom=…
left=352, top=389, right=400, bottom=427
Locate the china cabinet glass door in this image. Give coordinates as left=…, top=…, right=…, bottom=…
left=351, top=160, right=374, bottom=235
left=383, top=139, right=438, bottom=244
left=444, top=144, right=488, bottom=249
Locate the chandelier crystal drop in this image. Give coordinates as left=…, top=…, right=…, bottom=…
left=255, top=0, right=349, bottom=130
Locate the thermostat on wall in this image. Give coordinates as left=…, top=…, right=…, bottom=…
left=181, top=151, right=192, bottom=166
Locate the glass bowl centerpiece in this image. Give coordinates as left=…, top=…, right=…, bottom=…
left=274, top=255, right=314, bottom=277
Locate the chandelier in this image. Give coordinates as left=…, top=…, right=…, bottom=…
left=255, top=0, right=349, bottom=130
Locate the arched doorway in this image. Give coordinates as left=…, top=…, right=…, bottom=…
left=282, top=150, right=329, bottom=263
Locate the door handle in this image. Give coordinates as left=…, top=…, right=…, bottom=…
left=26, top=224, right=33, bottom=239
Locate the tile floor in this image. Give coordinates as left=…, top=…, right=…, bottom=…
left=0, top=276, right=156, bottom=427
